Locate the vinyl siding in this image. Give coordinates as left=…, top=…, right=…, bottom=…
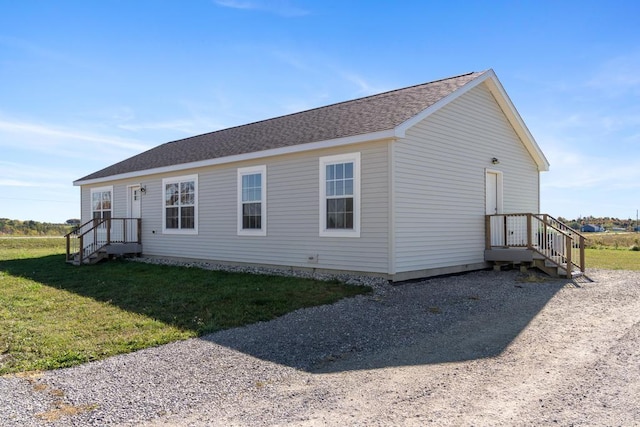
left=83, top=141, right=390, bottom=274
left=393, top=82, right=540, bottom=273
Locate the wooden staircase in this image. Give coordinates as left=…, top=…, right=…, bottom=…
left=65, top=218, right=142, bottom=265
left=485, top=213, right=586, bottom=279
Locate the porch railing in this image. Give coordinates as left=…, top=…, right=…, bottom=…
left=65, top=218, right=141, bottom=264
left=485, top=213, right=586, bottom=275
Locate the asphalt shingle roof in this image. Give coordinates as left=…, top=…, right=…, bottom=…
left=78, top=71, right=484, bottom=182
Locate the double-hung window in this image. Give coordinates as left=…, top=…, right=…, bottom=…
left=319, top=153, right=360, bottom=237
left=237, top=165, right=266, bottom=236
left=163, top=175, right=197, bottom=234
left=91, top=186, right=112, bottom=224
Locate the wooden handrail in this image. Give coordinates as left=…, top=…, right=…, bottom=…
left=486, top=213, right=586, bottom=277
left=65, top=218, right=141, bottom=264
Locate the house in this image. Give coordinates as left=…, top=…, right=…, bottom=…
left=581, top=224, right=604, bottom=232
left=69, top=69, right=584, bottom=280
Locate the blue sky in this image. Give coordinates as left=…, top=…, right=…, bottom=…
left=1, top=0, right=639, bottom=223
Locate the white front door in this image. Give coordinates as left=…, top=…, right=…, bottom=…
left=129, top=186, right=142, bottom=219
left=485, top=171, right=502, bottom=215
left=486, top=170, right=504, bottom=246
left=128, top=186, right=142, bottom=241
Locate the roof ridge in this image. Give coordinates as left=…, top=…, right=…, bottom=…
left=166, top=71, right=482, bottom=146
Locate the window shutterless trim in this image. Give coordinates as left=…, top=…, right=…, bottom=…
left=319, top=153, right=361, bottom=238
left=162, top=174, right=198, bottom=234
left=90, top=185, right=113, bottom=221
left=237, top=165, right=267, bottom=236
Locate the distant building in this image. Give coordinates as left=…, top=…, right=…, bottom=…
left=581, top=224, right=604, bottom=232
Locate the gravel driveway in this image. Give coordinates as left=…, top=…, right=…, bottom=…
left=2, top=268, right=639, bottom=426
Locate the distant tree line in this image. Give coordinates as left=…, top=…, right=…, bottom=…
left=558, top=216, right=640, bottom=232
left=0, top=218, right=76, bottom=236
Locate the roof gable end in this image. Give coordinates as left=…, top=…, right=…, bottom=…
left=395, top=69, right=549, bottom=171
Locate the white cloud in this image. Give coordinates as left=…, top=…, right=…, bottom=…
left=0, top=119, right=150, bottom=152
left=340, top=72, right=382, bottom=96
left=213, top=0, right=310, bottom=16
left=118, top=119, right=208, bottom=134
left=587, top=51, right=640, bottom=96
left=541, top=144, right=640, bottom=191
left=0, top=179, right=38, bottom=187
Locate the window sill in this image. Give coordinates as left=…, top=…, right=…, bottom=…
left=237, top=229, right=267, bottom=237
left=162, top=229, right=198, bottom=235
left=319, top=229, right=360, bottom=238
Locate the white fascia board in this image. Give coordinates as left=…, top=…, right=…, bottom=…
left=481, top=71, right=550, bottom=171
left=73, top=129, right=397, bottom=186
left=394, top=69, right=550, bottom=172
left=395, top=70, right=491, bottom=137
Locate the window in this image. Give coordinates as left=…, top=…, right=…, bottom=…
left=162, top=175, right=197, bottom=234
left=319, top=153, right=360, bottom=237
left=237, top=165, right=266, bottom=236
left=91, top=186, right=112, bottom=224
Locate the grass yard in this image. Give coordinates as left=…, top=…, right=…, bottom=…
left=0, top=238, right=371, bottom=374
left=583, top=232, right=640, bottom=270
left=586, top=249, right=640, bottom=270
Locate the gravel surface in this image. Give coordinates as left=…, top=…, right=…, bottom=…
left=2, top=268, right=639, bottom=426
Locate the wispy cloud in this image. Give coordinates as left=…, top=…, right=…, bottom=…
left=0, top=179, right=38, bottom=187
left=0, top=160, right=76, bottom=185
left=118, top=116, right=226, bottom=135
left=0, top=35, right=101, bottom=72
left=587, top=51, right=640, bottom=96
left=340, top=71, right=390, bottom=97
left=213, top=0, right=310, bottom=16
left=0, top=118, right=151, bottom=152
left=541, top=143, right=640, bottom=191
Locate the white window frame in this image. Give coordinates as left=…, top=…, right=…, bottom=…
left=162, top=174, right=198, bottom=235
left=237, top=165, right=267, bottom=236
left=90, top=185, right=113, bottom=223
left=319, top=152, right=361, bottom=238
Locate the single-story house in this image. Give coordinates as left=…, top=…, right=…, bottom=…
left=71, top=69, right=572, bottom=281
left=581, top=224, right=604, bottom=232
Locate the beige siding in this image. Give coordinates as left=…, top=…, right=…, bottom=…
left=84, top=141, right=390, bottom=274
left=393, top=82, right=539, bottom=274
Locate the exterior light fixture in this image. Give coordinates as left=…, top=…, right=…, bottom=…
left=491, top=157, right=500, bottom=165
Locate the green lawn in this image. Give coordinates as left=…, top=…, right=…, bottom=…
left=586, top=248, right=640, bottom=270
left=0, top=238, right=370, bottom=374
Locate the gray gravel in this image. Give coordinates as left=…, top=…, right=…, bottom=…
left=2, top=267, right=639, bottom=426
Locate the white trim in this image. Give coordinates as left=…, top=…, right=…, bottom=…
left=126, top=184, right=142, bottom=219
left=482, top=71, right=549, bottom=171
left=485, top=168, right=504, bottom=215
left=387, top=140, right=396, bottom=275
left=74, top=131, right=396, bottom=186
left=319, top=152, right=361, bottom=238
left=90, top=185, right=113, bottom=219
left=395, top=73, right=489, bottom=137
left=237, top=165, right=267, bottom=236
left=396, top=69, right=549, bottom=172
left=161, top=174, right=198, bottom=235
